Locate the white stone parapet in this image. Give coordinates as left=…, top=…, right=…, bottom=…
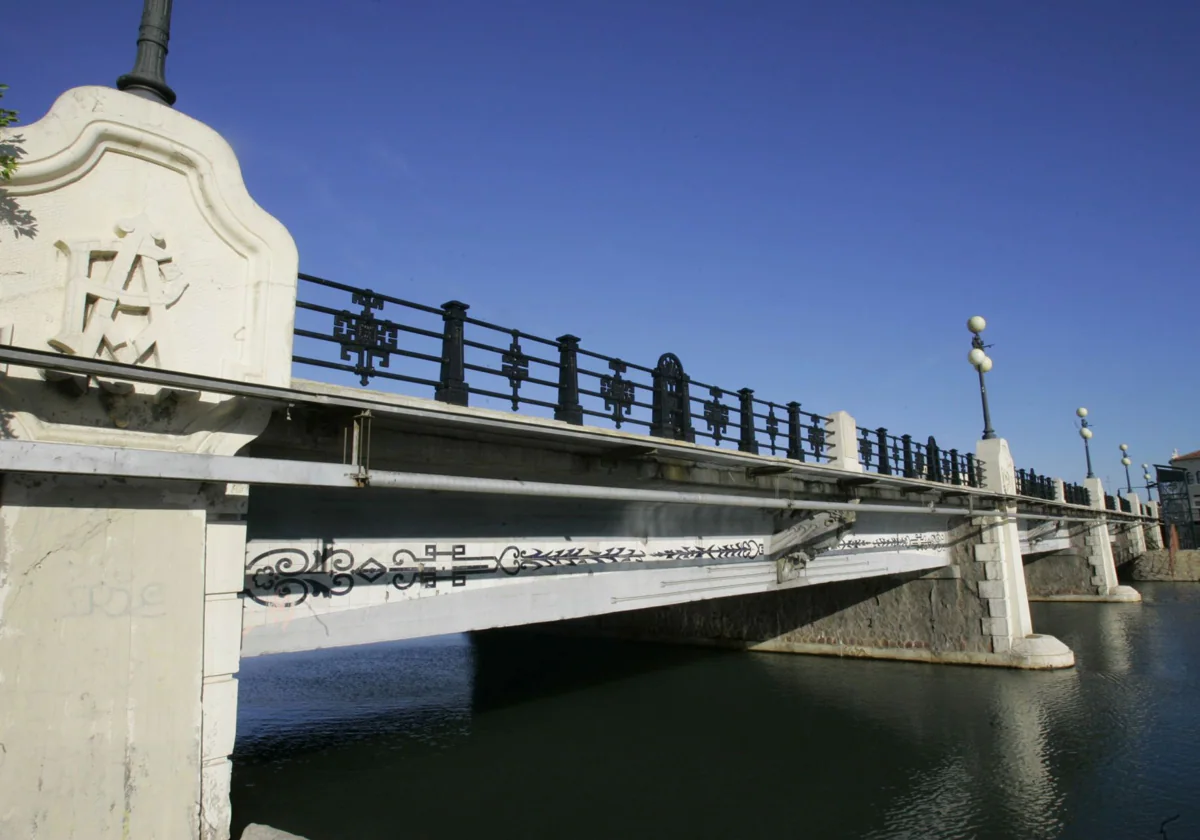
left=0, top=85, right=297, bottom=840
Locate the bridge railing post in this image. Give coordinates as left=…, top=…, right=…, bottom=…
left=875, top=427, right=891, bottom=475
left=553, top=334, right=583, bottom=425
left=785, top=402, right=804, bottom=461
left=927, top=436, right=942, bottom=483
left=1052, top=478, right=1066, bottom=503
left=737, top=388, right=758, bottom=454
left=435, top=301, right=470, bottom=406
left=823, top=410, right=862, bottom=473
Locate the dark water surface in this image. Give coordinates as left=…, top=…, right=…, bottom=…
left=230, top=584, right=1200, bottom=839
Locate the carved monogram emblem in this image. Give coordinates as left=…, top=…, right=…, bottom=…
left=49, top=216, right=189, bottom=368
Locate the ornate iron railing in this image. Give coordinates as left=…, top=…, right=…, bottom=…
left=1063, top=482, right=1090, bottom=506
left=854, top=426, right=983, bottom=488
left=293, top=274, right=831, bottom=459
left=1118, top=496, right=1132, bottom=513
left=1104, top=494, right=1117, bottom=511
left=1015, top=469, right=1055, bottom=500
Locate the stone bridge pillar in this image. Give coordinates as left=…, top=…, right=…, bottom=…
left=1115, top=493, right=1147, bottom=561
left=971, top=438, right=1071, bottom=664
left=0, top=88, right=297, bottom=839
left=1144, top=501, right=1165, bottom=550
left=1071, top=478, right=1141, bottom=602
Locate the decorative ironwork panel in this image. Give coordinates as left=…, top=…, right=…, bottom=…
left=809, top=421, right=827, bottom=461
left=500, top=330, right=529, bottom=410
left=600, top=359, right=635, bottom=427
left=1064, top=482, right=1090, bottom=506
left=765, top=405, right=780, bottom=454
left=651, top=353, right=693, bottom=441
left=703, top=386, right=730, bottom=444
left=858, top=427, right=874, bottom=470
left=332, top=290, right=399, bottom=385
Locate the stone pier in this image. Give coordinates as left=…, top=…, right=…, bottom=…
left=546, top=438, right=1074, bottom=670
left=1023, top=478, right=1141, bottom=603
left=0, top=86, right=296, bottom=840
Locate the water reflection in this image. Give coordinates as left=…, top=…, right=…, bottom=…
left=231, top=584, right=1200, bottom=840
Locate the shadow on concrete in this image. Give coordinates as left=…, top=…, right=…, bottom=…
left=0, top=134, right=38, bottom=240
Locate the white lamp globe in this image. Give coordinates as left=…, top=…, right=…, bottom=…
left=1142, top=463, right=1150, bottom=470
left=968, top=347, right=986, bottom=367
left=967, top=315, right=987, bottom=333
left=1076, top=407, right=1088, bottom=418
left=1120, top=443, right=1128, bottom=452
left=978, top=356, right=993, bottom=373
left=1145, top=473, right=1153, bottom=482
left=1122, top=457, right=1131, bottom=466
left=1080, top=427, right=1093, bottom=440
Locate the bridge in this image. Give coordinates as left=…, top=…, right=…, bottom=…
left=0, top=86, right=1163, bottom=840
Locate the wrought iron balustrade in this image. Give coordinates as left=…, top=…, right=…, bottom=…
left=1015, top=469, right=1055, bottom=501
left=854, top=426, right=983, bottom=488
left=292, top=273, right=831, bottom=460
left=1063, top=482, right=1090, bottom=506
left=1119, top=496, right=1132, bottom=513
left=1104, top=494, right=1117, bottom=511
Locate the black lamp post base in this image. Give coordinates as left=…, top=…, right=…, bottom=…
left=116, top=74, right=177, bottom=106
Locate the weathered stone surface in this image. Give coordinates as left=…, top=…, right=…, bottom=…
left=1023, top=550, right=1094, bottom=597
left=241, top=825, right=310, bottom=840
left=1128, top=550, right=1200, bottom=582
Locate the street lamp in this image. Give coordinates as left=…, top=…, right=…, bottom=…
left=116, top=0, right=177, bottom=106
left=1142, top=463, right=1157, bottom=503
left=967, top=316, right=996, bottom=440
left=1119, top=443, right=1133, bottom=495
left=1077, top=407, right=1094, bottom=479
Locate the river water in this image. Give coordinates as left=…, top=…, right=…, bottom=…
left=230, top=583, right=1200, bottom=839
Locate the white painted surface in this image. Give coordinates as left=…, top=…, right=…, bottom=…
left=0, top=85, right=296, bottom=840
left=0, top=86, right=297, bottom=456
left=242, top=539, right=949, bottom=656
left=0, top=475, right=207, bottom=839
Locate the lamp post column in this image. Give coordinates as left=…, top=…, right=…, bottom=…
left=1077, top=408, right=1094, bottom=478
left=966, top=316, right=996, bottom=440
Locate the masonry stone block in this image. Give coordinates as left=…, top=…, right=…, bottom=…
left=981, top=616, right=1010, bottom=636
left=200, top=761, right=234, bottom=840
left=977, top=580, right=1005, bottom=600
left=206, top=520, right=249, bottom=596
left=204, top=594, right=244, bottom=678
left=974, top=543, right=1002, bottom=564
left=202, top=676, right=240, bottom=762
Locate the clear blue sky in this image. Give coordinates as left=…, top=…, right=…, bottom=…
left=6, top=1, right=1198, bottom=494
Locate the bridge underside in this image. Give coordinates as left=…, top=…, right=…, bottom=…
left=241, top=487, right=956, bottom=656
